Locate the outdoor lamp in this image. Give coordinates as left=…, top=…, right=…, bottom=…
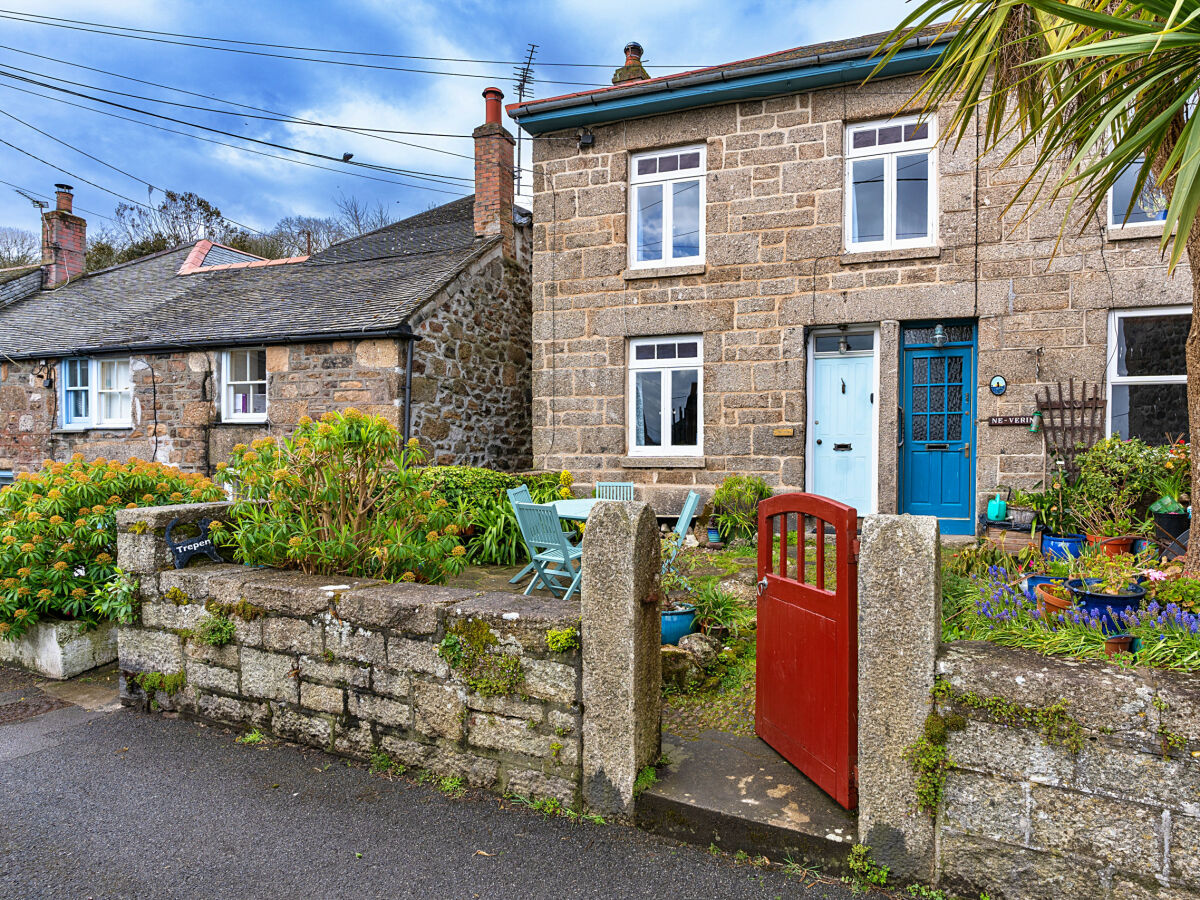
left=932, top=323, right=947, bottom=348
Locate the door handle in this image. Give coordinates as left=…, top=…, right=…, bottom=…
left=926, top=443, right=949, bottom=450
left=833, top=443, right=852, bottom=451
left=897, top=406, right=904, bottom=447
left=963, top=442, right=971, bottom=457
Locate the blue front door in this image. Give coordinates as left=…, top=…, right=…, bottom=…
left=900, top=324, right=977, bottom=535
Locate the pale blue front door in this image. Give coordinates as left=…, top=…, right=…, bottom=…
left=811, top=338, right=874, bottom=514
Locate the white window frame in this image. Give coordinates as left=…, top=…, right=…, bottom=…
left=628, top=145, right=706, bottom=270
left=221, top=349, right=269, bottom=423
left=1106, top=157, right=1168, bottom=231
left=1106, top=306, right=1190, bottom=439
left=626, top=335, right=704, bottom=457
left=844, top=116, right=938, bottom=252
left=59, top=357, right=132, bottom=430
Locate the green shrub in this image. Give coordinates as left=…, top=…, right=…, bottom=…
left=690, top=581, right=755, bottom=638
left=0, top=456, right=222, bottom=640
left=1075, top=436, right=1164, bottom=514
left=711, top=475, right=772, bottom=543
left=214, top=411, right=469, bottom=585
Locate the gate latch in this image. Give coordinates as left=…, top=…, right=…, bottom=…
left=757, top=576, right=768, bottom=597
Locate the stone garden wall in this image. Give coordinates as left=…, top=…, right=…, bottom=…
left=113, top=499, right=660, bottom=818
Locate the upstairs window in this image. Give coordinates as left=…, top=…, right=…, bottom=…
left=845, top=117, right=937, bottom=251
left=1108, top=158, right=1167, bottom=229
left=222, top=349, right=268, bottom=422
left=60, top=357, right=132, bottom=429
left=627, top=335, right=703, bottom=457
left=629, top=146, right=706, bottom=268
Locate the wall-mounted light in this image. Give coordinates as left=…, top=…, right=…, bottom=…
left=838, top=335, right=849, bottom=354
left=932, top=323, right=947, bottom=348
left=577, top=129, right=594, bottom=150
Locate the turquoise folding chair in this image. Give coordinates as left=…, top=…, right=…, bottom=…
left=662, top=490, right=701, bottom=575
left=595, top=481, right=635, bottom=501
left=513, top=501, right=583, bottom=601
left=506, top=486, right=538, bottom=586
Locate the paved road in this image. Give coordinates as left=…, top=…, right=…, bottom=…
left=0, top=666, right=858, bottom=900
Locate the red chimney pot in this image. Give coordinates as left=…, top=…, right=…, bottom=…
left=482, top=87, right=504, bottom=125
left=54, top=183, right=73, bottom=213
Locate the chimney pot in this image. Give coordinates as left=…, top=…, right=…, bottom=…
left=613, top=41, right=649, bottom=85
left=482, top=86, right=504, bottom=125
left=54, top=184, right=73, bottom=213
left=624, top=42, right=644, bottom=65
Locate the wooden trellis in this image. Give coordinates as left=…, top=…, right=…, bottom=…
left=1037, top=379, right=1107, bottom=479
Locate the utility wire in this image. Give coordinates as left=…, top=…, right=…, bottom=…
left=0, top=178, right=116, bottom=221
left=0, top=11, right=607, bottom=86
left=0, top=9, right=701, bottom=68
left=0, top=81, right=470, bottom=197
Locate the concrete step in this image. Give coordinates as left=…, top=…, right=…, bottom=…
left=637, top=729, right=856, bottom=872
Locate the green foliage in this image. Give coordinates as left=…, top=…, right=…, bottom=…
left=633, top=764, right=658, bottom=797
left=369, top=749, right=405, bottom=775
left=214, top=412, right=469, bottom=585
left=438, top=619, right=525, bottom=697
left=204, top=598, right=266, bottom=621
left=236, top=728, right=265, bottom=745
left=165, top=586, right=192, bottom=605
left=933, top=680, right=1084, bottom=754
left=196, top=613, right=237, bottom=647
left=546, top=625, right=580, bottom=653
left=505, top=792, right=606, bottom=825
left=133, top=670, right=186, bottom=697
left=91, top=568, right=140, bottom=625
left=1076, top=437, right=1165, bottom=515
left=689, top=581, right=755, bottom=638
left=711, top=475, right=772, bottom=543
left=846, top=844, right=889, bottom=891
left=907, top=736, right=952, bottom=817
left=0, top=456, right=221, bottom=639
left=437, top=775, right=464, bottom=797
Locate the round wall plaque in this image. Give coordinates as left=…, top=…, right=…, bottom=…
left=989, top=375, right=1007, bottom=396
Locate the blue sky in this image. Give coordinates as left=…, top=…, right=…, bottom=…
left=0, top=0, right=910, bottom=238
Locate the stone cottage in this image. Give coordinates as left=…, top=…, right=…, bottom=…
left=0, top=88, right=531, bottom=482
left=508, top=33, right=1191, bottom=534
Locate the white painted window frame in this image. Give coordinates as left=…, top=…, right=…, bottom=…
left=1106, top=157, right=1168, bottom=231
left=59, top=356, right=132, bottom=430
left=628, top=145, right=707, bottom=269
left=1105, top=306, right=1190, bottom=438
left=626, top=334, right=704, bottom=457
left=805, top=325, right=881, bottom=515
left=844, top=116, right=938, bottom=252
left=221, top=348, right=269, bottom=423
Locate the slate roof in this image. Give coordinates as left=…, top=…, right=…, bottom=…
left=0, top=196, right=522, bottom=359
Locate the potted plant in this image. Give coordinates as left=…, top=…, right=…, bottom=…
left=1074, top=496, right=1141, bottom=557
left=1149, top=466, right=1190, bottom=547
left=1035, top=581, right=1074, bottom=618
left=1104, top=634, right=1135, bottom=658
left=1027, top=475, right=1085, bottom=559
left=660, top=598, right=698, bottom=645
left=1068, top=551, right=1146, bottom=633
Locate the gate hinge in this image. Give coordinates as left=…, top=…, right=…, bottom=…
left=850, top=538, right=861, bottom=564
left=852, top=764, right=859, bottom=788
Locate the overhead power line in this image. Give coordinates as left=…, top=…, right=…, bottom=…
left=0, top=11, right=607, bottom=86
left=0, top=9, right=702, bottom=68
left=0, top=178, right=116, bottom=221
left=0, top=82, right=471, bottom=197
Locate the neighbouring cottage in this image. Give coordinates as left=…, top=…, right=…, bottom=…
left=0, top=88, right=531, bottom=481
left=509, top=33, right=1192, bottom=534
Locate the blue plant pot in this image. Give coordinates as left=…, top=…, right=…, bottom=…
left=707, top=527, right=721, bottom=544
left=1021, top=574, right=1067, bottom=598
left=1067, top=578, right=1146, bottom=634
left=1041, top=533, right=1087, bottom=560
left=661, top=605, right=697, bottom=645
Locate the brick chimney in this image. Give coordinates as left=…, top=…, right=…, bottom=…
left=473, top=86, right=515, bottom=259
left=41, top=184, right=86, bottom=287
left=613, top=42, right=649, bottom=84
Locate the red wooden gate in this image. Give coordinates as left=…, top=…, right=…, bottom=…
left=755, top=492, right=859, bottom=810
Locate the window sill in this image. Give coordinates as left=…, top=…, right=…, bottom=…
left=839, top=245, right=942, bottom=265
left=1103, top=223, right=1165, bottom=242
left=217, top=419, right=269, bottom=426
left=52, top=425, right=133, bottom=434
left=620, top=455, right=706, bottom=469
left=623, top=263, right=706, bottom=281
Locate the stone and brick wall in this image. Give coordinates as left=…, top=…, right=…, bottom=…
left=115, top=501, right=583, bottom=806
left=529, top=73, right=1191, bottom=515
left=0, top=236, right=533, bottom=476
left=935, top=642, right=1200, bottom=900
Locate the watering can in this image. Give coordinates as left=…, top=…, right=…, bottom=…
left=987, top=493, right=1008, bottom=522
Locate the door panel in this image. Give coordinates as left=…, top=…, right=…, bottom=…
left=811, top=353, right=874, bottom=514
left=900, top=335, right=976, bottom=534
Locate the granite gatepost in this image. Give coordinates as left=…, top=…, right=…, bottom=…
left=857, top=513, right=941, bottom=882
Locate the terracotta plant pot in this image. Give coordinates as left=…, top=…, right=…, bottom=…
left=1086, top=534, right=1135, bottom=557
left=1035, top=583, right=1073, bottom=618
left=1104, top=634, right=1134, bottom=659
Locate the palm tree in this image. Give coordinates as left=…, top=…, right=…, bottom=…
left=876, top=0, right=1200, bottom=569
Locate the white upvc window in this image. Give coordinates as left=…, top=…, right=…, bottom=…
left=629, top=145, right=706, bottom=268
left=221, top=349, right=268, bottom=422
left=60, top=357, right=132, bottom=429
left=844, top=116, right=937, bottom=251
left=1106, top=307, right=1189, bottom=443
left=1107, top=157, right=1167, bottom=230
left=627, top=335, right=703, bottom=457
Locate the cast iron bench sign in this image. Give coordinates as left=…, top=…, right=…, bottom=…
left=165, top=517, right=223, bottom=569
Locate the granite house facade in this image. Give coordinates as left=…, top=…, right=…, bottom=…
left=508, top=32, right=1193, bottom=534
left=0, top=89, right=532, bottom=481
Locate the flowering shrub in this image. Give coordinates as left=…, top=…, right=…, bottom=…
left=0, top=456, right=222, bottom=639
left=956, top=567, right=1200, bottom=671
left=214, top=410, right=469, bottom=584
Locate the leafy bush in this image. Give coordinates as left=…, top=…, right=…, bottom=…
left=0, top=456, right=222, bottom=639
left=711, top=475, right=772, bottom=543
left=690, top=581, right=756, bottom=638
left=424, top=467, right=570, bottom=567
left=1075, top=436, right=1164, bottom=514
left=214, top=410, right=469, bottom=584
